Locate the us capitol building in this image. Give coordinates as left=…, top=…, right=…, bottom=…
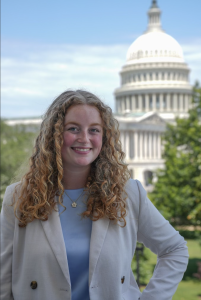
left=5, top=1, right=192, bottom=190
left=114, top=0, right=192, bottom=190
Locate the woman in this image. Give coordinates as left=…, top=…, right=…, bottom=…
left=1, top=90, right=188, bottom=300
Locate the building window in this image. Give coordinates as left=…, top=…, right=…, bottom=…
left=155, top=72, right=158, bottom=80
left=150, top=73, right=152, bottom=80
left=144, top=170, right=153, bottom=186
left=156, top=95, right=160, bottom=109
left=163, top=94, right=167, bottom=109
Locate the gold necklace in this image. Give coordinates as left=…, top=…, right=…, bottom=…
left=64, top=189, right=85, bottom=208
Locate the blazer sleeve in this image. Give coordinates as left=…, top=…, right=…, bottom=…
left=0, top=185, right=15, bottom=300
left=135, top=180, right=189, bottom=300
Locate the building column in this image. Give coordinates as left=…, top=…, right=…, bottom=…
left=155, top=133, right=158, bottom=158
left=145, top=94, right=149, bottom=112
left=121, top=99, right=124, bottom=112
left=166, top=94, right=171, bottom=112
left=144, top=132, right=147, bottom=160
left=159, top=94, right=163, bottom=112
left=149, top=132, right=152, bottom=158
left=152, top=94, right=156, bottom=111
left=120, top=131, right=124, bottom=152
left=139, top=132, right=143, bottom=160
left=132, top=95, right=135, bottom=112
left=138, top=95, right=142, bottom=111
left=134, top=131, right=138, bottom=160
left=188, top=94, right=192, bottom=110
left=126, top=96, right=130, bottom=111
left=158, top=133, right=161, bottom=159
left=173, top=94, right=178, bottom=112
left=125, top=131, right=130, bottom=160
left=179, top=94, right=183, bottom=112
left=153, top=132, right=157, bottom=159
left=184, top=94, right=189, bottom=112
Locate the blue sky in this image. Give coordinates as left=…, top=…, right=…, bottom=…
left=2, top=0, right=201, bottom=118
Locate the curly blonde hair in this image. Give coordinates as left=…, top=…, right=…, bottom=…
left=13, top=90, right=130, bottom=227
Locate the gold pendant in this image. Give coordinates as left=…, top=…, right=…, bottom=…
left=71, top=202, right=77, bottom=208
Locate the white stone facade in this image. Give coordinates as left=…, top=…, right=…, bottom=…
left=114, top=0, right=192, bottom=190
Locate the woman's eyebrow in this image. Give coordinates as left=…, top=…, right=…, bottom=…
left=64, top=122, right=102, bottom=127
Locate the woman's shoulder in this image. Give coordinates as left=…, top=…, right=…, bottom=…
left=2, top=182, right=21, bottom=206
left=125, top=178, right=146, bottom=197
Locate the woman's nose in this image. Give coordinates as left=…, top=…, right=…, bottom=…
left=77, top=131, right=89, bottom=143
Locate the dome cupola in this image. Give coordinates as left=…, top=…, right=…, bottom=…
left=126, top=0, right=184, bottom=64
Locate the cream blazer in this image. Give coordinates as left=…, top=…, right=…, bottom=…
left=0, top=179, right=189, bottom=300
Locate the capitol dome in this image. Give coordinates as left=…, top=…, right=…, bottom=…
left=126, top=0, right=184, bottom=65
left=126, top=31, right=184, bottom=64
left=114, top=0, right=192, bottom=189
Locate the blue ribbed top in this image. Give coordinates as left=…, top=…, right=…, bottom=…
left=58, top=188, right=92, bottom=300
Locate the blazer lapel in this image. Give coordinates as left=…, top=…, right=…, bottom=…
left=40, top=206, right=71, bottom=285
left=89, top=217, right=110, bottom=285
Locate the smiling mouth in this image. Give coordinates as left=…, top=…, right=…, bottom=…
left=71, top=147, right=91, bottom=152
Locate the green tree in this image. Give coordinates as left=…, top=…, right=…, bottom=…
left=0, top=121, right=38, bottom=207
left=150, top=82, right=201, bottom=226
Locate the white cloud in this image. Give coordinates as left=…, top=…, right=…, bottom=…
left=2, top=38, right=201, bottom=118
left=2, top=42, right=128, bottom=118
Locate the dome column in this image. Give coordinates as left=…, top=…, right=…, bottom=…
left=138, top=95, right=142, bottom=111
left=126, top=96, right=130, bottom=111
left=145, top=94, right=149, bottom=112
left=179, top=94, right=183, bottom=112
left=152, top=94, right=156, bottom=111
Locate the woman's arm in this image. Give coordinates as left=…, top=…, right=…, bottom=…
left=0, top=185, right=15, bottom=300
left=136, top=180, right=189, bottom=300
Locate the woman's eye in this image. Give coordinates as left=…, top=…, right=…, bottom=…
left=90, top=128, right=100, bottom=133
left=68, top=127, right=79, bottom=132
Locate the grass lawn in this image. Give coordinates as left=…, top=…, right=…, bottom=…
left=138, top=239, right=201, bottom=298
left=172, top=280, right=201, bottom=300
left=140, top=280, right=201, bottom=299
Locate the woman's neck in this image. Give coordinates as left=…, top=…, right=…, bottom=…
left=62, top=165, right=90, bottom=190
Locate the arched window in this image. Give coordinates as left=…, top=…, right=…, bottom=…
left=144, top=170, right=153, bottom=186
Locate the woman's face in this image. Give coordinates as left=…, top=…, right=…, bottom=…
left=61, top=104, right=103, bottom=171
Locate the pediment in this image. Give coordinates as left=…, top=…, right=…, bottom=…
left=137, top=113, right=166, bottom=125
